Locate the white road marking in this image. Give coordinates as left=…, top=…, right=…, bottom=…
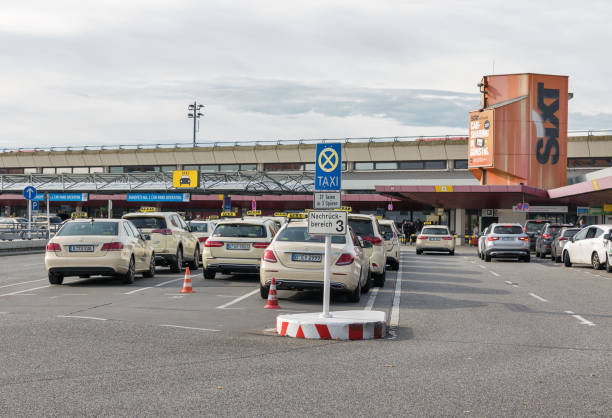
left=216, top=288, right=259, bottom=309
left=155, top=278, right=184, bottom=287
left=390, top=267, right=402, bottom=328
left=490, top=271, right=500, bottom=277
left=528, top=292, right=548, bottom=302
left=0, top=278, right=46, bottom=289
left=479, top=265, right=486, bottom=269
left=364, top=287, right=380, bottom=311
left=123, top=287, right=153, bottom=295
left=565, top=311, right=595, bottom=326
left=0, top=285, right=51, bottom=297
left=160, top=324, right=220, bottom=332
left=49, top=293, right=88, bottom=299
left=57, top=315, right=108, bottom=321
left=263, top=327, right=276, bottom=332
left=504, top=280, right=519, bottom=287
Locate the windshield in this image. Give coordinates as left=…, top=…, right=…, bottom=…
left=379, top=224, right=394, bottom=240
left=188, top=222, right=209, bottom=233
left=562, top=229, right=579, bottom=238
left=126, top=217, right=167, bottom=230
left=422, top=227, right=449, bottom=235
left=348, top=219, right=374, bottom=237
left=276, top=226, right=346, bottom=244
left=214, top=224, right=266, bottom=238
left=57, top=222, right=118, bottom=236
left=493, top=225, right=523, bottom=234
left=545, top=226, right=564, bottom=235
left=526, top=222, right=546, bottom=233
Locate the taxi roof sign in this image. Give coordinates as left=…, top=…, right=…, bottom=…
left=274, top=212, right=288, bottom=217
left=220, top=211, right=237, bottom=217
left=246, top=210, right=262, bottom=216
left=287, top=213, right=307, bottom=219
left=139, top=206, right=157, bottom=213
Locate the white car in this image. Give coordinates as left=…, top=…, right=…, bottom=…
left=187, top=220, right=217, bottom=245
left=562, top=225, right=612, bottom=270
left=348, top=214, right=387, bottom=286
left=378, top=219, right=400, bottom=271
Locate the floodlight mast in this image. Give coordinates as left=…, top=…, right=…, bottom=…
left=188, top=101, right=205, bottom=147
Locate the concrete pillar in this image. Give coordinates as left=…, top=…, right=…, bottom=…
left=455, top=208, right=466, bottom=245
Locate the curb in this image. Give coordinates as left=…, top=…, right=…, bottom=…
left=276, top=310, right=387, bottom=340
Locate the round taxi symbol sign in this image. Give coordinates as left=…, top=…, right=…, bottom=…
left=318, top=147, right=339, bottom=173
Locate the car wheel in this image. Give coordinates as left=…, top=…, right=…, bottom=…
left=416, top=249, right=422, bottom=255
left=123, top=257, right=135, bottom=284
left=563, top=251, right=571, bottom=267
left=449, top=250, right=454, bottom=256
left=535, top=249, right=541, bottom=258
left=188, top=247, right=200, bottom=271
left=170, top=247, right=183, bottom=273
left=348, top=279, right=361, bottom=303
left=203, top=269, right=216, bottom=280
left=485, top=253, right=491, bottom=262
left=259, top=283, right=269, bottom=299
left=523, top=254, right=530, bottom=262
left=48, top=272, right=63, bottom=285
left=373, top=269, right=386, bottom=287
left=143, top=254, right=156, bottom=278
left=592, top=252, right=603, bottom=270
left=554, top=254, right=561, bottom=263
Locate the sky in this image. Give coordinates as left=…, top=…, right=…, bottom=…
left=1, top=0, right=611, bottom=148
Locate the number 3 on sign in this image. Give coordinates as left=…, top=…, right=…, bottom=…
left=336, top=219, right=344, bottom=232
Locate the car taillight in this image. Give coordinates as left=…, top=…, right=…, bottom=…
left=417, top=236, right=427, bottom=240
left=46, top=242, right=61, bottom=252
left=543, top=234, right=551, bottom=239
left=101, top=242, right=124, bottom=251
left=336, top=253, right=354, bottom=265
left=488, top=236, right=500, bottom=241
left=372, top=237, right=383, bottom=246
left=518, top=237, right=529, bottom=242
left=252, top=242, right=270, bottom=249
left=204, top=240, right=224, bottom=247
left=442, top=236, right=453, bottom=240
left=263, top=250, right=277, bottom=263
left=151, top=228, right=172, bottom=235
left=198, top=237, right=208, bottom=243
left=559, top=237, right=568, bottom=241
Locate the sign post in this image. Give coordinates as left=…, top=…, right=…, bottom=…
left=23, top=186, right=37, bottom=240
left=45, top=193, right=50, bottom=239
left=312, top=143, right=343, bottom=318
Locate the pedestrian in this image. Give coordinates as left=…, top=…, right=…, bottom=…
left=408, top=221, right=416, bottom=245
left=578, top=217, right=586, bottom=229
left=401, top=220, right=409, bottom=245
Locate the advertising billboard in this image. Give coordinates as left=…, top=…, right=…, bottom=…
left=468, top=110, right=494, bottom=168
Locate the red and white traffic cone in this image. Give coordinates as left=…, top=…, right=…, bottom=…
left=264, top=277, right=281, bottom=309
left=180, top=267, right=195, bottom=293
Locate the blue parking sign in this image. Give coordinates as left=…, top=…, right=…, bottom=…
left=315, top=143, right=342, bottom=191
left=31, top=200, right=39, bottom=211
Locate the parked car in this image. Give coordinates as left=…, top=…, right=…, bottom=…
left=477, top=225, right=492, bottom=259
left=123, top=212, right=200, bottom=273
left=45, top=219, right=155, bottom=285
left=259, top=221, right=370, bottom=302
left=562, top=224, right=612, bottom=270
left=524, top=220, right=548, bottom=252
left=378, top=219, right=400, bottom=271
left=551, top=227, right=580, bottom=263
left=187, top=220, right=217, bottom=245
left=202, top=218, right=278, bottom=280
left=416, top=225, right=455, bottom=255
left=348, top=214, right=387, bottom=286
left=481, top=223, right=530, bottom=262
left=535, top=223, right=573, bottom=258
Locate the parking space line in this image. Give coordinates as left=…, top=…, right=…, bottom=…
left=479, top=265, right=486, bottom=269
left=57, top=315, right=108, bottom=321
left=528, top=292, right=548, bottom=302
left=565, top=311, right=595, bottom=326
left=0, top=279, right=46, bottom=290
left=123, top=287, right=153, bottom=295
left=155, top=278, right=184, bottom=287
left=216, top=288, right=259, bottom=309
left=0, top=285, right=50, bottom=297
left=160, top=324, right=220, bottom=332
left=390, top=267, right=402, bottom=328
left=490, top=271, right=500, bottom=277
left=364, top=287, right=379, bottom=311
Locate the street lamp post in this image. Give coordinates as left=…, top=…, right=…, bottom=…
left=188, top=102, right=205, bottom=147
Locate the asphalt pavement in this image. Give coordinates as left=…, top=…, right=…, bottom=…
left=0, top=248, right=611, bottom=417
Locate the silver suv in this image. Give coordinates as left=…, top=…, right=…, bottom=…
left=482, top=223, right=530, bottom=262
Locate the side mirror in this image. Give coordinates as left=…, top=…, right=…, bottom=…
left=570, top=236, right=575, bottom=243
left=604, top=233, right=610, bottom=241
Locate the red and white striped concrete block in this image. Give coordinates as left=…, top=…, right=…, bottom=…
left=276, top=310, right=386, bottom=340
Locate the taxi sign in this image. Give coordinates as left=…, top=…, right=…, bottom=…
left=220, top=211, right=237, bottom=217
left=274, top=212, right=288, bottom=217
left=307, top=210, right=347, bottom=235
left=206, top=215, right=219, bottom=220
left=334, top=206, right=352, bottom=213
left=139, top=206, right=157, bottom=213
left=315, top=143, right=342, bottom=191
left=287, top=213, right=307, bottom=219
left=375, top=215, right=383, bottom=220
left=246, top=210, right=262, bottom=216
left=172, top=170, right=199, bottom=188
left=71, top=211, right=88, bottom=219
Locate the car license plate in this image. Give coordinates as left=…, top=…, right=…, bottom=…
left=502, top=237, right=515, bottom=241
left=227, top=243, right=250, bottom=250
left=429, top=237, right=441, bottom=241
left=69, top=245, right=94, bottom=252
left=292, top=253, right=322, bottom=262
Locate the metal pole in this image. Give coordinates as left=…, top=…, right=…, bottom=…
left=193, top=101, right=197, bottom=147
left=321, top=234, right=332, bottom=318
left=46, top=193, right=50, bottom=240
left=27, top=199, right=31, bottom=240
left=108, top=199, right=112, bottom=219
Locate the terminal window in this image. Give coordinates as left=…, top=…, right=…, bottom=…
left=454, top=160, right=468, bottom=169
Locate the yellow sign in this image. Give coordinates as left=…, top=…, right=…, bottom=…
left=604, top=204, right=612, bottom=213
left=206, top=215, right=219, bottom=220
left=172, top=170, right=199, bottom=188
left=139, top=206, right=157, bottom=213
left=220, top=211, right=237, bottom=217
left=434, top=185, right=453, bottom=192
left=274, top=212, right=288, bottom=217
left=246, top=210, right=262, bottom=216
left=318, top=147, right=340, bottom=173
left=424, top=221, right=433, bottom=225
left=219, top=194, right=231, bottom=200
left=593, top=180, right=600, bottom=191
left=334, top=206, right=352, bottom=212
left=70, top=211, right=88, bottom=219
left=375, top=215, right=383, bottom=220
left=287, top=213, right=307, bottom=219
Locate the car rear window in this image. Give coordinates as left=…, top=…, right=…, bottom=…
left=379, top=224, right=394, bottom=240
left=563, top=229, right=579, bottom=238
left=493, top=225, right=524, bottom=234
left=214, top=224, right=266, bottom=238
left=57, top=222, right=118, bottom=236
left=188, top=222, right=208, bottom=232
left=422, top=228, right=449, bottom=235
left=276, top=227, right=346, bottom=244
left=348, top=219, right=374, bottom=237
left=126, top=217, right=167, bottom=230
left=525, top=222, right=546, bottom=233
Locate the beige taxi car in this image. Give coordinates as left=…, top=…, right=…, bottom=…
left=348, top=214, right=387, bottom=286
left=416, top=225, right=455, bottom=255
left=259, top=221, right=370, bottom=302
left=202, top=218, right=278, bottom=280
left=378, top=219, right=401, bottom=271
left=187, top=220, right=217, bottom=246
left=123, top=212, right=200, bottom=273
left=45, top=219, right=155, bottom=285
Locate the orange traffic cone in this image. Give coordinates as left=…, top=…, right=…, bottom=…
left=180, top=267, right=195, bottom=293
left=264, top=277, right=281, bottom=309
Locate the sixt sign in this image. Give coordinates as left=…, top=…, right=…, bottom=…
left=315, top=143, right=342, bottom=191
left=535, top=82, right=560, bottom=165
